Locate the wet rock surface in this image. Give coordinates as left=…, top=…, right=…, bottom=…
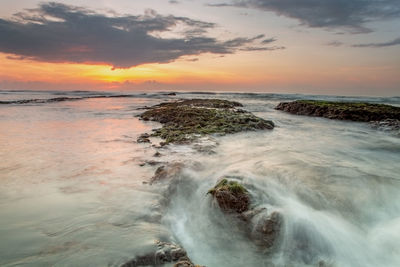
left=150, top=162, right=185, bottom=184
left=139, top=99, right=274, bottom=145
left=137, top=133, right=151, bottom=143
left=276, top=100, right=400, bottom=122
left=136, top=99, right=276, bottom=265
left=121, top=241, right=194, bottom=267
left=370, top=118, right=400, bottom=133
left=249, top=211, right=283, bottom=249
left=208, top=179, right=283, bottom=250
left=208, top=179, right=250, bottom=213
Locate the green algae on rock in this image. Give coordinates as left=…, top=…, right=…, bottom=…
left=275, top=100, right=400, bottom=122
left=207, top=178, right=250, bottom=213
left=207, top=179, right=283, bottom=250
left=139, top=99, right=274, bottom=145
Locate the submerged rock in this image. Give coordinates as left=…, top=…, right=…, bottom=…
left=139, top=98, right=274, bottom=145
left=153, top=152, right=162, bottom=157
left=121, top=241, right=192, bottom=267
left=208, top=178, right=250, bottom=213
left=249, top=211, right=283, bottom=249
left=151, top=162, right=184, bottom=184
left=276, top=100, right=400, bottom=122
left=137, top=133, right=151, bottom=143
left=370, top=118, right=400, bottom=133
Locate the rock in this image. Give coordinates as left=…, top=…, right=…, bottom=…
left=370, top=118, right=400, bottom=132
left=150, top=162, right=184, bottom=184
left=208, top=179, right=250, bottom=213
left=208, top=180, right=283, bottom=250
left=139, top=99, right=274, bottom=145
left=145, top=160, right=163, bottom=166
left=137, top=133, right=151, bottom=143
left=121, top=241, right=192, bottom=267
left=192, top=136, right=219, bottom=154
left=250, top=211, right=282, bottom=249
left=237, top=207, right=266, bottom=222
left=276, top=100, right=400, bottom=122
left=173, top=256, right=205, bottom=267
left=153, top=152, right=162, bottom=157
left=173, top=256, right=194, bottom=267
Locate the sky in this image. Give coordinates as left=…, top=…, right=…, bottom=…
left=0, top=0, right=399, bottom=96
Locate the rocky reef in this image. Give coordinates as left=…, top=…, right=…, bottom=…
left=138, top=99, right=274, bottom=145
left=121, top=241, right=202, bottom=267
left=0, top=95, right=132, bottom=105
left=275, top=100, right=400, bottom=122
left=131, top=99, right=277, bottom=266
left=208, top=179, right=283, bottom=251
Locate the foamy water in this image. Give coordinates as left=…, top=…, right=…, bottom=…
left=1, top=90, right=399, bottom=266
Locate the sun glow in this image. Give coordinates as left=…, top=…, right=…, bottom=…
left=0, top=52, right=262, bottom=87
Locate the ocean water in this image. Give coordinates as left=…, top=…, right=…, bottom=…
left=0, top=90, right=399, bottom=267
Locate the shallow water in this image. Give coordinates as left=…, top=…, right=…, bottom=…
left=0, top=90, right=399, bottom=266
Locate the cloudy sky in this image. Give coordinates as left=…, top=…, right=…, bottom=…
left=0, top=0, right=399, bottom=95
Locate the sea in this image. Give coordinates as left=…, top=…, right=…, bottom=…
left=1, top=90, right=400, bottom=267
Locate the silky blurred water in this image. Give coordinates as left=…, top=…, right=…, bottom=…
left=0, top=90, right=399, bottom=266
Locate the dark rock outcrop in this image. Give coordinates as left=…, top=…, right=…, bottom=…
left=121, top=241, right=194, bottom=267
left=276, top=100, right=400, bottom=122
left=208, top=179, right=250, bottom=213
left=139, top=99, right=274, bottom=145
left=208, top=179, right=283, bottom=251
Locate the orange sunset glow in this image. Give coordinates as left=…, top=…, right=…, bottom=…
left=1, top=1, right=400, bottom=267
left=0, top=1, right=399, bottom=95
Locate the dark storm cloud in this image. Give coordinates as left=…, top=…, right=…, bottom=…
left=352, top=37, right=400, bottom=47
left=0, top=2, right=278, bottom=68
left=209, top=0, right=400, bottom=33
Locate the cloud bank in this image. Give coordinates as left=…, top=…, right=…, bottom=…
left=209, top=0, right=400, bottom=33
left=353, top=37, right=400, bottom=48
left=0, top=2, right=281, bottom=68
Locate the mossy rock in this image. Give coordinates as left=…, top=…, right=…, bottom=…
left=275, top=100, right=400, bottom=122
left=208, top=179, right=250, bottom=213
left=139, top=99, right=274, bottom=145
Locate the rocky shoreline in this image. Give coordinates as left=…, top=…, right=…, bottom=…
left=124, top=99, right=277, bottom=266
left=127, top=98, right=398, bottom=266
left=138, top=99, right=274, bottom=145
left=0, top=95, right=133, bottom=105
left=275, top=100, right=400, bottom=122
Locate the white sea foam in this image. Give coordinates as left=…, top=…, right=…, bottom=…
left=0, top=90, right=399, bottom=266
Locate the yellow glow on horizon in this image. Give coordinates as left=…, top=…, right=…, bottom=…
left=1, top=51, right=399, bottom=93
left=0, top=53, right=252, bottom=85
